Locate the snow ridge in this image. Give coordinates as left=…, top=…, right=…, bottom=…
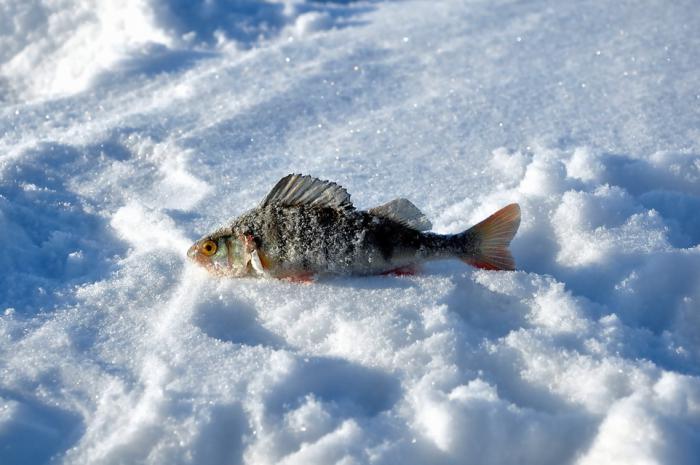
left=1, top=0, right=700, bottom=464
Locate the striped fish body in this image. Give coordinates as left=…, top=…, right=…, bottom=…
left=232, top=204, right=448, bottom=277
left=187, top=174, right=521, bottom=279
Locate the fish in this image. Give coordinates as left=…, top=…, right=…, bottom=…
left=187, top=174, right=521, bottom=281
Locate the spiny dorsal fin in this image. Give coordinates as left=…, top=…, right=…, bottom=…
left=260, top=174, right=354, bottom=210
left=369, top=198, right=432, bottom=231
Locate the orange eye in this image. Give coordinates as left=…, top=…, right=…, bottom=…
left=200, top=240, right=217, bottom=256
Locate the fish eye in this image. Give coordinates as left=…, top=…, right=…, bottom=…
left=200, top=240, right=217, bottom=256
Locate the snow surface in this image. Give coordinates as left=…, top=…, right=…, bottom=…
left=1, top=0, right=700, bottom=464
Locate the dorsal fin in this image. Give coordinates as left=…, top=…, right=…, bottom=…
left=369, top=198, right=432, bottom=231
left=260, top=174, right=354, bottom=210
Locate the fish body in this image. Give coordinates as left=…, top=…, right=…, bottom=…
left=187, top=174, right=521, bottom=279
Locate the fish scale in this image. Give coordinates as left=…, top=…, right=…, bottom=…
left=187, top=174, right=521, bottom=279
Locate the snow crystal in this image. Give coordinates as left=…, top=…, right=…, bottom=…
left=1, top=0, right=700, bottom=464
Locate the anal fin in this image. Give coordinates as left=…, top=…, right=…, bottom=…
left=381, top=265, right=420, bottom=276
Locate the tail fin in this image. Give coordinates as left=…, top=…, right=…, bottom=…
left=461, top=203, right=521, bottom=271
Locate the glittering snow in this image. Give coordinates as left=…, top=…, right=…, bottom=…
left=1, top=1, right=699, bottom=464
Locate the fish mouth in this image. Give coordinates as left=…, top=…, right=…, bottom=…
left=186, top=244, right=199, bottom=261
left=187, top=243, right=218, bottom=272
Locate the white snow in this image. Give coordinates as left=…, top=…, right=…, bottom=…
left=1, top=0, right=700, bottom=464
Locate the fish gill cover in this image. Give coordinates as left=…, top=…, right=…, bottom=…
left=1, top=0, right=700, bottom=464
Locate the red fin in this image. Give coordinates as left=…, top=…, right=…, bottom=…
left=381, top=265, right=420, bottom=276
left=462, top=203, right=521, bottom=271
left=281, top=272, right=315, bottom=284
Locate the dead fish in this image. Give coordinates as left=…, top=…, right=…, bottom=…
left=187, top=174, right=521, bottom=281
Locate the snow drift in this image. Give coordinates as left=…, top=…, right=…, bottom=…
left=1, top=0, right=699, bottom=464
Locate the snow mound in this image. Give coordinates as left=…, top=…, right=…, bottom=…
left=2, top=0, right=700, bottom=464
left=0, top=0, right=365, bottom=102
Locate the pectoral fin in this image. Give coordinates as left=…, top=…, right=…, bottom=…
left=250, top=249, right=267, bottom=276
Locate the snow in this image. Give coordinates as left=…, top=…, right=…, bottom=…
left=1, top=0, right=700, bottom=464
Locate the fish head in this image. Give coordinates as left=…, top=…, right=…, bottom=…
left=187, top=233, right=252, bottom=277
